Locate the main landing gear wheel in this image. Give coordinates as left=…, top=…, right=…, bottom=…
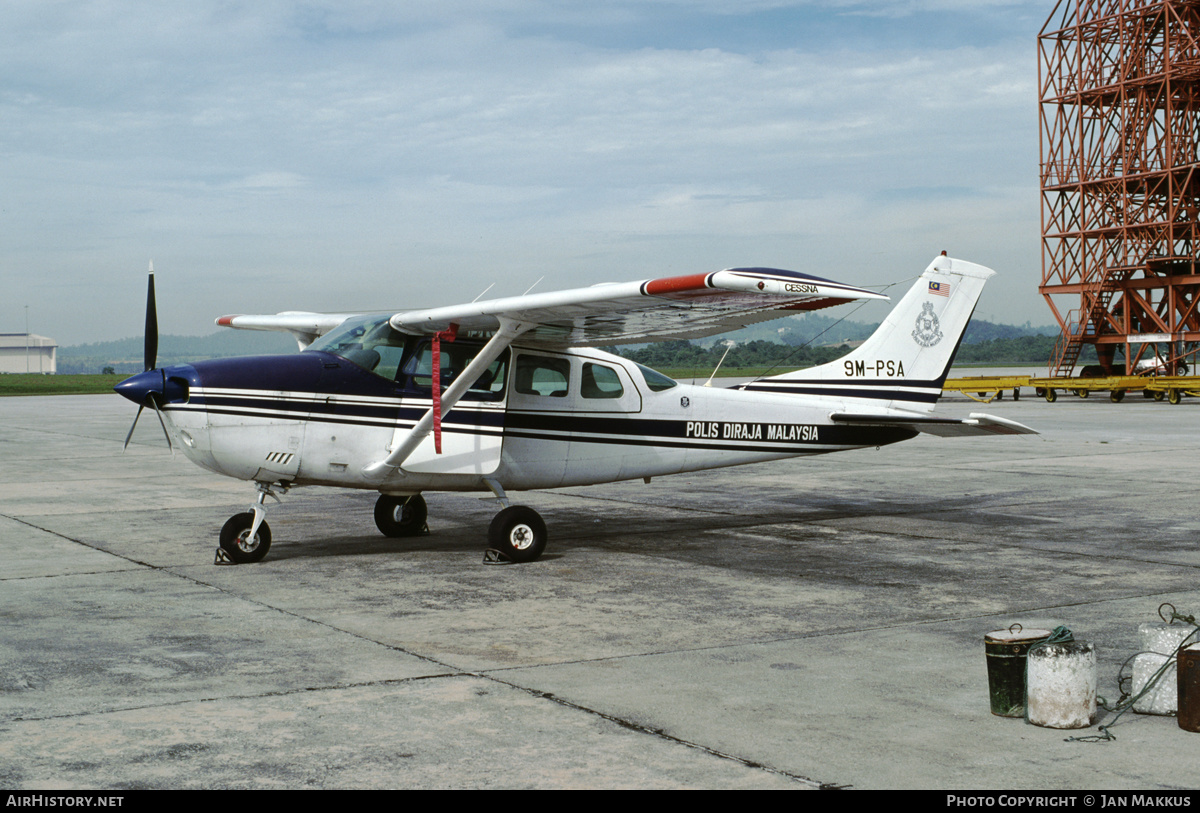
left=374, top=494, right=428, bottom=537
left=488, top=506, right=547, bottom=563
left=219, top=512, right=272, bottom=564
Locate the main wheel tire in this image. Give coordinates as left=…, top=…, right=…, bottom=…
left=488, top=506, right=547, bottom=563
left=219, top=512, right=272, bottom=564
left=374, top=494, right=427, bottom=537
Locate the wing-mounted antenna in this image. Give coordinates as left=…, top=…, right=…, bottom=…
left=703, top=341, right=735, bottom=388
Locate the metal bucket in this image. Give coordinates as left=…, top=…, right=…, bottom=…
left=1026, top=640, right=1097, bottom=729
left=985, top=625, right=1052, bottom=717
left=1180, top=645, right=1200, bottom=733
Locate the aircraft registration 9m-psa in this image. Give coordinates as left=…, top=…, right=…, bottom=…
left=115, top=254, right=1034, bottom=564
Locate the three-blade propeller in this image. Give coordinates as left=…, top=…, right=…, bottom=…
left=120, top=263, right=174, bottom=453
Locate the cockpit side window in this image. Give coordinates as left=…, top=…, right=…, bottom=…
left=401, top=341, right=509, bottom=400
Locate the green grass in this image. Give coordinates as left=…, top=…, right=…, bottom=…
left=0, top=374, right=125, bottom=396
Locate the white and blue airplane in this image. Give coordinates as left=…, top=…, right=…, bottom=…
left=115, top=253, right=1034, bottom=564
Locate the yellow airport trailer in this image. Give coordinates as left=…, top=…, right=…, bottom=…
left=943, top=375, right=1200, bottom=404
left=941, top=375, right=1030, bottom=403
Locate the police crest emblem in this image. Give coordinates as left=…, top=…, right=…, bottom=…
left=912, top=302, right=943, bottom=347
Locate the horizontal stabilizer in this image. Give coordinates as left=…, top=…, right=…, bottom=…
left=830, top=412, right=1037, bottom=437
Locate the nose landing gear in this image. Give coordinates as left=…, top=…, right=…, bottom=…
left=217, top=482, right=284, bottom=564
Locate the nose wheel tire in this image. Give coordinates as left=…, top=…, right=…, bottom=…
left=219, top=512, right=272, bottom=564
left=374, top=494, right=428, bottom=537
left=488, top=506, right=547, bottom=563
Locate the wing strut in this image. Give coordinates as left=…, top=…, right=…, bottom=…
left=364, top=318, right=532, bottom=479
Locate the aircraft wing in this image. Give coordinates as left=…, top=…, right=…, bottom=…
left=387, top=267, right=887, bottom=347
left=830, top=412, right=1037, bottom=436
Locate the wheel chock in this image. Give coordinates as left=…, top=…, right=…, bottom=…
left=214, top=547, right=237, bottom=565
left=483, top=548, right=513, bottom=565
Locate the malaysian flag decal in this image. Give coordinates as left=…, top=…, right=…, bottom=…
left=928, top=281, right=950, bottom=297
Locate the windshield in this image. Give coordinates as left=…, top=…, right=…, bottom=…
left=306, top=315, right=409, bottom=380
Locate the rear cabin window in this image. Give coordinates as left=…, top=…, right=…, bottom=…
left=515, top=355, right=570, bottom=397
left=635, top=363, right=677, bottom=392
left=581, top=363, right=624, bottom=399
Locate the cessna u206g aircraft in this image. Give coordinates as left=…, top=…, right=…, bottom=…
left=115, top=254, right=1034, bottom=565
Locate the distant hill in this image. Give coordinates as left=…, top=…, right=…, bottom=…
left=58, top=331, right=297, bottom=374
left=696, top=313, right=1058, bottom=349
left=58, top=316, right=1067, bottom=375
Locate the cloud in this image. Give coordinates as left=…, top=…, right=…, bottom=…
left=0, top=1, right=1048, bottom=343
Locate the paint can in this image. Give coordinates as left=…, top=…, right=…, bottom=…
left=984, top=626, right=1052, bottom=717
left=1026, top=640, right=1097, bottom=729
left=1180, top=645, right=1200, bottom=733
left=1133, top=623, right=1195, bottom=715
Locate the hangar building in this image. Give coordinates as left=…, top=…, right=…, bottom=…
left=0, top=334, right=58, bottom=374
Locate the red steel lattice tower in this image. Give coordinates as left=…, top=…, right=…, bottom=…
left=1040, top=0, right=1200, bottom=375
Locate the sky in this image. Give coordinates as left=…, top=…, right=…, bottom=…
left=1, top=0, right=1056, bottom=347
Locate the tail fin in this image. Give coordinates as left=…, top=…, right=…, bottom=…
left=740, top=255, right=994, bottom=413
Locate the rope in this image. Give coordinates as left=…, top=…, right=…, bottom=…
left=1067, top=604, right=1199, bottom=743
